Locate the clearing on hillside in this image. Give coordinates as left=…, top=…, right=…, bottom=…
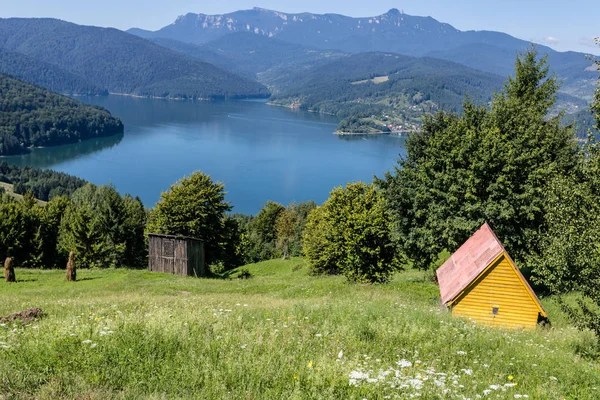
left=351, top=75, right=390, bottom=85
left=0, top=259, right=598, bottom=399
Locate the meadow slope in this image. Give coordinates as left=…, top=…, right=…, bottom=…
left=0, top=259, right=598, bottom=399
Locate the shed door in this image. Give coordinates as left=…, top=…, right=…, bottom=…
left=162, top=239, right=175, bottom=274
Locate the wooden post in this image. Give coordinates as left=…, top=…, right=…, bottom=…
left=66, top=251, right=77, bottom=282
left=4, top=257, right=15, bottom=283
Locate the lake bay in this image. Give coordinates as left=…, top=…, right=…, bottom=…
left=4, top=96, right=405, bottom=214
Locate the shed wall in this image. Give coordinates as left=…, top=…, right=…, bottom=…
left=451, top=254, right=541, bottom=330
left=148, top=235, right=205, bottom=277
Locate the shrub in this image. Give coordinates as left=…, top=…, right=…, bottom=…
left=303, top=182, right=401, bottom=283
left=237, top=268, right=252, bottom=279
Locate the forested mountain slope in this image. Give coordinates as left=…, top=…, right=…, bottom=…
left=269, top=52, right=505, bottom=132
left=0, top=48, right=106, bottom=96
left=131, top=8, right=596, bottom=100
left=0, top=18, right=268, bottom=99
left=0, top=73, right=123, bottom=155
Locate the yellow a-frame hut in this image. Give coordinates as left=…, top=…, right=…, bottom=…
left=436, top=223, right=547, bottom=329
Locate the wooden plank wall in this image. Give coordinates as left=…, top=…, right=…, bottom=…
left=149, top=235, right=204, bottom=277
left=186, top=240, right=205, bottom=277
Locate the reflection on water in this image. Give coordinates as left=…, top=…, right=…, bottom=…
left=3, top=96, right=405, bottom=214
left=4, top=133, right=124, bottom=169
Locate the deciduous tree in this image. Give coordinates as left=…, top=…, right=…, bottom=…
left=303, top=182, right=400, bottom=283
left=147, top=171, right=232, bottom=267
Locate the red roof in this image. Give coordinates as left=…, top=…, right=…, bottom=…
left=436, top=223, right=504, bottom=304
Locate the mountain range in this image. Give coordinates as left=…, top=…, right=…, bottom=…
left=130, top=7, right=597, bottom=101
left=0, top=18, right=268, bottom=99
left=0, top=8, right=595, bottom=135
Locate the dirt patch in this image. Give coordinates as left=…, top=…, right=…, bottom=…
left=0, top=308, right=44, bottom=325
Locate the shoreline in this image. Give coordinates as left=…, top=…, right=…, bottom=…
left=110, top=92, right=270, bottom=102
left=266, top=101, right=337, bottom=116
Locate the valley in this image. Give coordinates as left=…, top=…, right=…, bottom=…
left=0, top=4, right=599, bottom=399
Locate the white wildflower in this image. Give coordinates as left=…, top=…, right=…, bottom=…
left=461, top=368, right=473, bottom=375
left=338, top=350, right=343, bottom=359
left=456, top=350, right=467, bottom=355
left=396, top=359, right=412, bottom=368
left=82, top=339, right=93, bottom=344
left=315, top=333, right=322, bottom=337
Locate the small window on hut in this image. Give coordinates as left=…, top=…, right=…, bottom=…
left=492, top=307, right=499, bottom=315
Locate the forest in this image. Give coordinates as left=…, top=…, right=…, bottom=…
left=0, top=163, right=87, bottom=201
left=0, top=19, right=269, bottom=100
left=0, top=48, right=107, bottom=96
left=268, top=52, right=505, bottom=131
left=0, top=73, right=123, bottom=155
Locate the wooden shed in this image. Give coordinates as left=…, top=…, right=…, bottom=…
left=436, top=223, right=546, bottom=330
left=148, top=233, right=206, bottom=277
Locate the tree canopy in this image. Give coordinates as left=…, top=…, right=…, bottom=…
left=0, top=73, right=123, bottom=155
left=378, top=47, right=578, bottom=271
left=303, top=182, right=400, bottom=283
left=147, top=172, right=232, bottom=267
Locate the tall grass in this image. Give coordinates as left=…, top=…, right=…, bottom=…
left=0, top=259, right=598, bottom=399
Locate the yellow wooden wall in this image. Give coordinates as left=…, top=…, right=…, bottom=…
left=451, top=254, right=541, bottom=330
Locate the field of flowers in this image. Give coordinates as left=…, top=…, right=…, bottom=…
left=0, top=259, right=599, bottom=399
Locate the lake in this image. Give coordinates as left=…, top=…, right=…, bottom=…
left=4, top=96, right=406, bottom=214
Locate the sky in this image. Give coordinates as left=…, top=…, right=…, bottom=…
left=1, top=0, right=598, bottom=55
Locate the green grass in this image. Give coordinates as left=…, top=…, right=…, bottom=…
left=0, top=182, right=46, bottom=205
left=0, top=259, right=599, bottom=399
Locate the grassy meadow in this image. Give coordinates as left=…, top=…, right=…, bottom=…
left=0, top=259, right=599, bottom=399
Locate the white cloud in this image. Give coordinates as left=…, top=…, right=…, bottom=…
left=578, top=36, right=599, bottom=48
left=540, top=36, right=560, bottom=45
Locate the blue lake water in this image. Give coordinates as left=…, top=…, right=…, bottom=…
left=4, top=96, right=406, bottom=214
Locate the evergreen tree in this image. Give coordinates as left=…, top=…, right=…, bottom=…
left=378, top=47, right=578, bottom=270
left=275, top=208, right=296, bottom=260
left=122, top=195, right=148, bottom=268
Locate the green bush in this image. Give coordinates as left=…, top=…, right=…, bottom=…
left=303, top=182, right=401, bottom=283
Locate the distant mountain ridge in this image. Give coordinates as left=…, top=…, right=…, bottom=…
left=129, top=7, right=597, bottom=100
left=0, top=18, right=269, bottom=99
left=149, top=32, right=346, bottom=83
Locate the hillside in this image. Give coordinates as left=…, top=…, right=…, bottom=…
left=152, top=33, right=346, bottom=81
left=0, top=163, right=88, bottom=201
left=0, top=48, right=106, bottom=96
left=0, top=261, right=598, bottom=398
left=130, top=8, right=596, bottom=101
left=269, top=52, right=505, bottom=132
left=563, top=108, right=600, bottom=139
left=0, top=18, right=268, bottom=99
left=0, top=73, right=123, bottom=155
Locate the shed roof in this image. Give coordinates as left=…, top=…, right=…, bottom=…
left=436, top=223, right=514, bottom=305
left=147, top=233, right=204, bottom=242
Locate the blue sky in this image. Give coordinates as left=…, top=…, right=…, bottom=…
left=1, top=0, right=598, bottom=54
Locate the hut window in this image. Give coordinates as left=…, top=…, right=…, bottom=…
left=492, top=307, right=499, bottom=315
